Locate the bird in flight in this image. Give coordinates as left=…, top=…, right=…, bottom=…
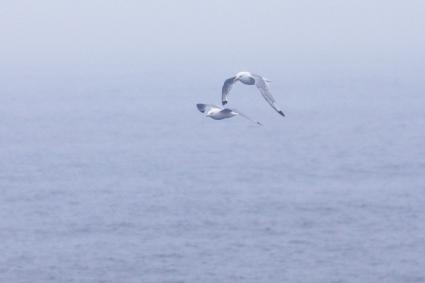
left=196, top=103, right=262, bottom=125
left=222, top=71, right=286, bottom=117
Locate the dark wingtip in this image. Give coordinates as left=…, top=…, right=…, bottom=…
left=222, top=101, right=228, bottom=105
left=278, top=110, right=286, bottom=117
left=196, top=103, right=205, bottom=113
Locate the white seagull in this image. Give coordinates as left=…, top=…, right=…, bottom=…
left=196, top=103, right=262, bottom=125
left=222, top=71, right=286, bottom=117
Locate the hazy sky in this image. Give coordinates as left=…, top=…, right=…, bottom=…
left=1, top=0, right=425, bottom=87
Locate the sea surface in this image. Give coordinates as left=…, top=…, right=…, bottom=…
left=1, top=79, right=424, bottom=282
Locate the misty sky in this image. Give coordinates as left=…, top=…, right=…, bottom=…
left=1, top=0, right=425, bottom=88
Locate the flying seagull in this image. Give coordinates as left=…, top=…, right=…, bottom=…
left=222, top=71, right=286, bottom=117
left=196, top=103, right=262, bottom=125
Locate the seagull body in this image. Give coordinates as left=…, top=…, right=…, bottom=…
left=196, top=103, right=262, bottom=125
left=222, top=71, right=285, bottom=117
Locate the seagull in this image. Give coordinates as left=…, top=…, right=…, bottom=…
left=222, top=71, right=286, bottom=117
left=196, top=103, right=262, bottom=125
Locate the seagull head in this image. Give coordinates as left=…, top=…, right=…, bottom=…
left=234, top=71, right=250, bottom=80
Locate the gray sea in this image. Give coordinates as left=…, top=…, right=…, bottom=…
left=1, top=79, right=424, bottom=282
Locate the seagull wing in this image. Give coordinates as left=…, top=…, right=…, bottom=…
left=229, top=108, right=263, bottom=126
left=221, top=76, right=236, bottom=105
left=196, top=103, right=222, bottom=113
left=252, top=74, right=286, bottom=117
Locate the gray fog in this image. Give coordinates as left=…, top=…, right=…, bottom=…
left=2, top=0, right=425, bottom=87
left=1, top=1, right=425, bottom=282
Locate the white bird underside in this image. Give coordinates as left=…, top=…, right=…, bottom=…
left=222, top=71, right=286, bottom=117
left=196, top=103, right=262, bottom=125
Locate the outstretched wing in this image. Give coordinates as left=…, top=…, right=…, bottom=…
left=252, top=74, right=286, bottom=117
left=229, top=108, right=263, bottom=126
left=196, top=103, right=221, bottom=113
left=221, top=76, right=236, bottom=105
